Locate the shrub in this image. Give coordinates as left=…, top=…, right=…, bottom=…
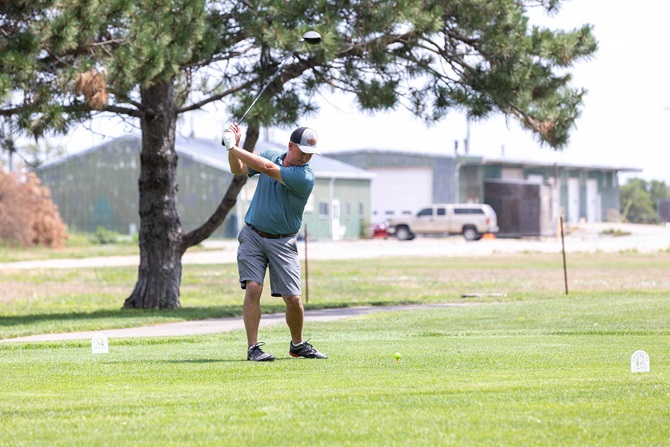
left=90, top=226, right=119, bottom=245
left=0, top=165, right=68, bottom=247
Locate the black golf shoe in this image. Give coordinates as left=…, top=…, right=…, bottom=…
left=247, top=343, right=275, bottom=362
left=289, top=340, right=328, bottom=359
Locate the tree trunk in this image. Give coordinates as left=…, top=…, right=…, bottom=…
left=123, top=86, right=263, bottom=309
left=124, top=79, right=183, bottom=309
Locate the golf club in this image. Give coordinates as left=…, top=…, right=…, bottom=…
left=237, top=31, right=322, bottom=124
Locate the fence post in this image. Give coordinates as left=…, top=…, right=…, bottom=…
left=304, top=224, right=309, bottom=303
left=560, top=217, right=568, bottom=295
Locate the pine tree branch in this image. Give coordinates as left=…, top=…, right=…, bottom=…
left=103, top=104, right=141, bottom=117
left=175, top=79, right=256, bottom=114
left=0, top=108, right=21, bottom=117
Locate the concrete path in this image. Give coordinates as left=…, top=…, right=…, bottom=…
left=1, top=223, right=670, bottom=271
left=1, top=303, right=470, bottom=343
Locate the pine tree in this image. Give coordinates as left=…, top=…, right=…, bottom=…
left=0, top=0, right=596, bottom=308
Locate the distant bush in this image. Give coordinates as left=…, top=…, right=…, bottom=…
left=599, top=228, right=631, bottom=237
left=90, top=226, right=120, bottom=245
left=0, top=165, right=68, bottom=247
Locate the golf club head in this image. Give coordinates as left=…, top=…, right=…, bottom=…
left=302, top=31, right=322, bottom=46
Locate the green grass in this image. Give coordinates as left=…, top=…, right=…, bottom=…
left=2, top=299, right=669, bottom=446
left=2, top=252, right=670, bottom=338
left=2, top=251, right=670, bottom=445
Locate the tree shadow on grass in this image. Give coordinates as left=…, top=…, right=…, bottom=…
left=0, top=305, right=247, bottom=328
left=103, top=358, right=293, bottom=364
left=0, top=302, right=375, bottom=339
left=102, top=358, right=247, bottom=364
left=159, top=358, right=293, bottom=364
left=2, top=301, right=357, bottom=328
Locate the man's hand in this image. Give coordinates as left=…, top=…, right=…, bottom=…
left=222, top=130, right=236, bottom=150
left=222, top=123, right=242, bottom=150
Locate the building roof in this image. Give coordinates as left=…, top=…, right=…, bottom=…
left=253, top=140, right=374, bottom=180
left=327, top=147, right=450, bottom=159
left=327, top=148, right=641, bottom=173
left=40, top=135, right=374, bottom=180
left=465, top=156, right=642, bottom=173
left=38, top=135, right=139, bottom=169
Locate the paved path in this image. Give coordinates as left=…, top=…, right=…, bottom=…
left=1, top=303, right=471, bottom=343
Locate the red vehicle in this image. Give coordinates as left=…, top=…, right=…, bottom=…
left=371, top=223, right=389, bottom=239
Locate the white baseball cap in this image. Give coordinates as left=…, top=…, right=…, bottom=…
left=290, top=127, right=320, bottom=155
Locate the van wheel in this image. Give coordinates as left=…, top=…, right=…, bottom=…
left=462, top=226, right=480, bottom=241
left=395, top=226, right=414, bottom=241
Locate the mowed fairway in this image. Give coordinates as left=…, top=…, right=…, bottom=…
left=1, top=251, right=670, bottom=446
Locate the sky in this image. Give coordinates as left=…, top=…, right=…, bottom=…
left=59, top=1, right=670, bottom=184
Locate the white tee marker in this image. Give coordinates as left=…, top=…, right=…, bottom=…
left=92, top=334, right=109, bottom=354
left=630, top=350, right=650, bottom=373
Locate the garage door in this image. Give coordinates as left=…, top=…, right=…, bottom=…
left=568, top=177, right=580, bottom=223
left=369, top=167, right=433, bottom=222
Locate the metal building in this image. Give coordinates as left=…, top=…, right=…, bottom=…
left=37, top=135, right=373, bottom=240
left=459, top=158, right=639, bottom=229
left=323, top=150, right=458, bottom=224
left=327, top=150, right=639, bottom=237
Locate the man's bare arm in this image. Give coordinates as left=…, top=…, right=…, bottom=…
left=223, top=122, right=282, bottom=182
left=229, top=146, right=283, bottom=184
left=228, top=149, right=249, bottom=176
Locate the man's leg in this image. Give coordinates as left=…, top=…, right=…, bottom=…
left=284, top=295, right=328, bottom=359
left=267, top=237, right=326, bottom=359
left=243, top=281, right=264, bottom=347
left=282, top=295, right=304, bottom=345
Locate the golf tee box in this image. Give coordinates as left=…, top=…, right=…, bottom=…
left=92, top=334, right=109, bottom=354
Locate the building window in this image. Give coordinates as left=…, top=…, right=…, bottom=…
left=454, top=208, right=484, bottom=215
left=318, top=202, right=329, bottom=218
left=359, top=203, right=365, bottom=217
left=345, top=202, right=352, bottom=219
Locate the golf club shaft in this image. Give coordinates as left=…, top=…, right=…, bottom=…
left=237, top=45, right=301, bottom=124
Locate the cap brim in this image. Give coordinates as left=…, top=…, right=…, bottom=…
left=297, top=144, right=321, bottom=155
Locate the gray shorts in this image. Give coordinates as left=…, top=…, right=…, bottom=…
left=237, top=224, right=302, bottom=297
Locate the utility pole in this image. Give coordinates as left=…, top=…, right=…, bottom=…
left=464, top=116, right=471, bottom=155
left=454, top=140, right=461, bottom=203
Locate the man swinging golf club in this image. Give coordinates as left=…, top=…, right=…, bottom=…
left=222, top=123, right=328, bottom=361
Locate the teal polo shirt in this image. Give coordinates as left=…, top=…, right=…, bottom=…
left=244, top=149, right=315, bottom=235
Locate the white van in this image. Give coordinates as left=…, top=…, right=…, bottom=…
left=387, top=204, right=499, bottom=241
